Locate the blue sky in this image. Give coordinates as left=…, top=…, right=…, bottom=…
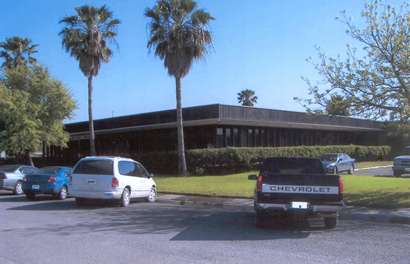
left=0, top=0, right=402, bottom=122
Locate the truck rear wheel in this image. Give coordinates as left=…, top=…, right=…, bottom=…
left=324, top=216, right=337, bottom=229
left=255, top=211, right=269, bottom=228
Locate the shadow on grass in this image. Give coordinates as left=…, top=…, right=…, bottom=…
left=345, top=192, right=410, bottom=209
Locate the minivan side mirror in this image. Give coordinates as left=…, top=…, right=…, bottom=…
left=248, top=174, right=257, bottom=180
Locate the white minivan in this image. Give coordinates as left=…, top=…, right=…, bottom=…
left=69, top=156, right=156, bottom=207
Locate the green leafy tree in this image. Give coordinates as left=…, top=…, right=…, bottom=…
left=237, top=89, right=258, bottom=107
left=0, top=36, right=38, bottom=69
left=145, top=0, right=214, bottom=175
left=59, top=5, right=120, bottom=156
left=298, top=1, right=410, bottom=122
left=0, top=65, right=76, bottom=165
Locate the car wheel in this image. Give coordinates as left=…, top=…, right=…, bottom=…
left=58, top=186, right=68, bottom=200
left=120, top=188, right=130, bottom=207
left=146, top=187, right=157, bottom=203
left=25, top=193, right=36, bottom=200
left=13, top=181, right=24, bottom=195
left=324, top=216, right=337, bottom=229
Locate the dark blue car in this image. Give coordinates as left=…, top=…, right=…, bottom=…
left=22, top=166, right=72, bottom=200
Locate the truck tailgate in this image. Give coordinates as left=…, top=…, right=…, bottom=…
left=258, top=173, right=342, bottom=204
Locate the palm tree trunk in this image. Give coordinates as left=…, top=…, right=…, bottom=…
left=25, top=150, right=34, bottom=167
left=175, top=76, right=188, bottom=176
left=88, top=75, right=96, bottom=156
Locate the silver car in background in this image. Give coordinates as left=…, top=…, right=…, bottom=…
left=0, top=165, right=38, bottom=195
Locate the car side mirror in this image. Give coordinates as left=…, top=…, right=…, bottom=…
left=248, top=174, right=257, bottom=180
left=148, top=173, right=154, bottom=179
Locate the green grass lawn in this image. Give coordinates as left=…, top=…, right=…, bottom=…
left=356, top=161, right=392, bottom=169
left=156, top=172, right=410, bottom=209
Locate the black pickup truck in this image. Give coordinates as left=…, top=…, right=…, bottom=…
left=249, top=157, right=344, bottom=228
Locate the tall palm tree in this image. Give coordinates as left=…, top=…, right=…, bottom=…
left=145, top=0, right=214, bottom=176
left=59, top=5, right=120, bottom=156
left=237, top=89, right=257, bottom=107
left=0, top=36, right=38, bottom=69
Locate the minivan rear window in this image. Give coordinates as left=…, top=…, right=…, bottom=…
left=73, top=160, right=114, bottom=175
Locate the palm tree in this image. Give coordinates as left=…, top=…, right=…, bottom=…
left=145, top=0, right=214, bottom=176
left=59, top=5, right=120, bottom=156
left=237, top=89, right=257, bottom=107
left=0, top=36, right=38, bottom=69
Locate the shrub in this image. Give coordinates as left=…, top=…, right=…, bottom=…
left=132, top=145, right=391, bottom=175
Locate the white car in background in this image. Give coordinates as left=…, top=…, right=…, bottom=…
left=69, top=156, right=157, bottom=207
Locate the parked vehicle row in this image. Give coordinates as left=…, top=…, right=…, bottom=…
left=1, top=154, right=350, bottom=228
left=0, top=156, right=157, bottom=207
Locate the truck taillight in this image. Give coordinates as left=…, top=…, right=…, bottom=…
left=48, top=176, right=56, bottom=183
left=256, top=175, right=263, bottom=192
left=112, top=177, right=119, bottom=188
left=339, top=177, right=344, bottom=193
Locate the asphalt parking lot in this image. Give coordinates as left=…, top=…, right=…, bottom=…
left=0, top=193, right=409, bottom=264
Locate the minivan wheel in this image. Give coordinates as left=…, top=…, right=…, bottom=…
left=13, top=181, right=23, bottom=195
left=255, top=211, right=269, bottom=228
left=120, top=188, right=130, bottom=207
left=146, top=187, right=157, bottom=203
left=58, top=186, right=68, bottom=200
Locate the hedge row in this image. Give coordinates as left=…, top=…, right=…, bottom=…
left=132, top=145, right=391, bottom=175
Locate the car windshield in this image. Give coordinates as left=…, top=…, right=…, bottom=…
left=320, top=154, right=338, bottom=162
left=73, top=159, right=114, bottom=175
left=0, top=165, right=21, bottom=172
left=37, top=167, right=60, bottom=174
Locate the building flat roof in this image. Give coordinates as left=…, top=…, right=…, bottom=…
left=66, top=104, right=384, bottom=138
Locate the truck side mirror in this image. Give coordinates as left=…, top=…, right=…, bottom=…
left=248, top=174, right=257, bottom=180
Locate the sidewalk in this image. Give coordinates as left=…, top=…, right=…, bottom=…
left=158, top=193, right=410, bottom=225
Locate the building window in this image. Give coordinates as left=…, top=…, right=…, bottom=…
left=261, top=129, right=266, bottom=146
left=216, top=127, right=224, bottom=147
left=247, top=128, right=254, bottom=147
left=225, top=128, right=232, bottom=146
left=255, top=128, right=260, bottom=146
left=233, top=128, right=239, bottom=146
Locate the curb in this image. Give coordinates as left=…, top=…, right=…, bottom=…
left=355, top=165, right=392, bottom=171
left=158, top=193, right=410, bottom=225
